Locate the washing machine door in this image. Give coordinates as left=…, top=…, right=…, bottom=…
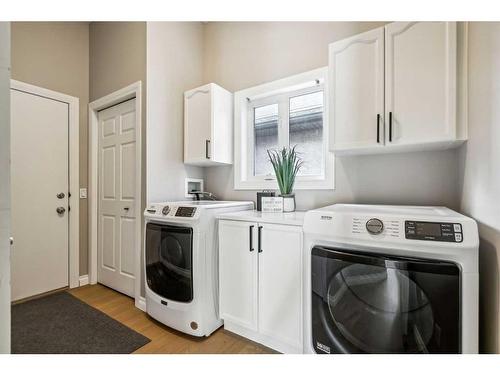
left=145, top=223, right=193, bottom=303
left=311, top=246, right=460, bottom=354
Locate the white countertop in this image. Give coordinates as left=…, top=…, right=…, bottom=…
left=217, top=210, right=306, bottom=227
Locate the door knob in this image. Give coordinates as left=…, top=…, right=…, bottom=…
left=56, top=192, right=65, bottom=199
left=56, top=207, right=66, bottom=215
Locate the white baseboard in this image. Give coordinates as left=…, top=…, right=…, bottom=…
left=78, top=275, right=89, bottom=287
left=136, top=296, right=146, bottom=312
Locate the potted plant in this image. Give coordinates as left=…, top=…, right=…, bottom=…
left=267, top=146, right=303, bottom=212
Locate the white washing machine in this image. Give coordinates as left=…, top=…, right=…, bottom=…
left=303, top=204, right=479, bottom=354
left=144, top=200, right=253, bottom=337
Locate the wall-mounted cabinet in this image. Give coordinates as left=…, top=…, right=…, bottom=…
left=184, top=83, right=233, bottom=166
left=330, top=22, right=466, bottom=155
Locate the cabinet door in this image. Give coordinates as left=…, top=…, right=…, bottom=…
left=385, top=22, right=457, bottom=146
left=258, top=223, right=303, bottom=352
left=219, top=220, right=258, bottom=330
left=184, top=87, right=212, bottom=163
left=329, top=27, right=385, bottom=152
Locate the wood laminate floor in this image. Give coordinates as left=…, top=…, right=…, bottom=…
left=69, top=284, right=274, bottom=354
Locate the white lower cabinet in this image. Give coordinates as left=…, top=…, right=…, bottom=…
left=219, top=220, right=303, bottom=353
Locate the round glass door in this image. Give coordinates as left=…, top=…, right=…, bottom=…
left=327, top=264, right=434, bottom=353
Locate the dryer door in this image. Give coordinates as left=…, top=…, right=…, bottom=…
left=145, top=223, right=193, bottom=303
left=311, top=246, right=460, bottom=354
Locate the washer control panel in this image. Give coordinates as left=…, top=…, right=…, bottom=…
left=366, top=218, right=384, bottom=234
left=175, top=206, right=197, bottom=217
left=405, top=221, right=463, bottom=243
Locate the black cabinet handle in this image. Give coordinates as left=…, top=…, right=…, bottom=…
left=376, top=114, right=380, bottom=143
left=205, top=139, right=211, bottom=159
left=258, top=226, right=263, bottom=253
left=249, top=225, right=254, bottom=252
left=389, top=112, right=393, bottom=142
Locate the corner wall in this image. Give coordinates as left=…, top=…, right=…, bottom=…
left=459, top=22, right=500, bottom=353
left=146, top=22, right=205, bottom=203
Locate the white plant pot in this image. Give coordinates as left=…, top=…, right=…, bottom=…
left=281, top=194, right=296, bottom=212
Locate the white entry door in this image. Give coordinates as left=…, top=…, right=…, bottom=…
left=97, top=99, right=137, bottom=297
left=10, top=89, right=69, bottom=301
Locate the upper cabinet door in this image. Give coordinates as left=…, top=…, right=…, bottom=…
left=385, top=22, right=457, bottom=146
left=184, top=86, right=212, bottom=163
left=329, top=27, right=385, bottom=152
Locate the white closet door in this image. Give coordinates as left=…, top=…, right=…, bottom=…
left=11, top=89, right=69, bottom=301
left=97, top=98, right=137, bottom=297
left=385, top=22, right=457, bottom=146
left=329, top=27, right=385, bottom=152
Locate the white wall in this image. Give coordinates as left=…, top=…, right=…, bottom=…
left=0, top=22, right=11, bottom=353
left=459, top=22, right=500, bottom=353
left=202, top=22, right=461, bottom=210
left=146, top=22, right=205, bottom=203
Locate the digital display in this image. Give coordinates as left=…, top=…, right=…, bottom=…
left=416, top=222, right=442, bottom=237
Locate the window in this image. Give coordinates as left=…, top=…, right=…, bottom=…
left=234, top=67, right=334, bottom=190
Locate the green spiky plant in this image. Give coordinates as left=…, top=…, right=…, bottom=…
left=267, top=146, right=303, bottom=196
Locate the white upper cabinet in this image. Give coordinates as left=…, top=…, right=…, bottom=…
left=330, top=22, right=465, bottom=155
left=385, top=22, right=457, bottom=147
left=184, top=83, right=233, bottom=166
left=329, top=27, right=385, bottom=152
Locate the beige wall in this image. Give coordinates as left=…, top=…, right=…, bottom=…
left=202, top=22, right=462, bottom=211
left=146, top=22, right=205, bottom=203
left=459, top=22, right=500, bottom=353
left=11, top=22, right=90, bottom=275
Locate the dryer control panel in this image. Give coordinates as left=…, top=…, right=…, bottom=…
left=405, top=221, right=463, bottom=243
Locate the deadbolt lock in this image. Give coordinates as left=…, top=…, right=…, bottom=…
left=56, top=192, right=65, bottom=199
left=56, top=207, right=66, bottom=215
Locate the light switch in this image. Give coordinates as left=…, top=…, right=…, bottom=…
left=79, top=188, right=87, bottom=199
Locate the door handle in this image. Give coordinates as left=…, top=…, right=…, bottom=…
left=124, top=207, right=130, bottom=211
left=56, top=192, right=65, bottom=199
left=205, top=140, right=211, bottom=159
left=389, top=111, right=393, bottom=142
left=56, top=207, right=66, bottom=215
left=258, top=226, right=263, bottom=253
left=249, top=225, right=254, bottom=252
left=9, top=237, right=13, bottom=246
left=376, top=114, right=380, bottom=143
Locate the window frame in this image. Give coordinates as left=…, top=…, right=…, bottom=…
left=234, top=67, right=334, bottom=190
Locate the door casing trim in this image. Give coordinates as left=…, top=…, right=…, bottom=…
left=88, top=82, right=142, bottom=309
left=10, top=79, right=80, bottom=290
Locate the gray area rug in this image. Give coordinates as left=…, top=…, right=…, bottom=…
left=11, top=292, right=150, bottom=354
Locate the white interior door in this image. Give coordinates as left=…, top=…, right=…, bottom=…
left=385, top=22, right=457, bottom=145
left=97, top=98, right=137, bottom=297
left=10, top=89, right=69, bottom=301
left=329, top=27, right=385, bottom=152
left=0, top=22, right=11, bottom=353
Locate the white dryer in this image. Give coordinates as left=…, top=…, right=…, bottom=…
left=303, top=204, right=479, bottom=354
left=144, top=200, right=253, bottom=337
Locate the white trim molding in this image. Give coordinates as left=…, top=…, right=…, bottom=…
left=233, top=67, right=334, bottom=191
left=79, top=275, right=89, bottom=287
left=88, top=81, right=142, bottom=309
left=10, top=79, right=80, bottom=290
left=136, top=296, right=146, bottom=312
